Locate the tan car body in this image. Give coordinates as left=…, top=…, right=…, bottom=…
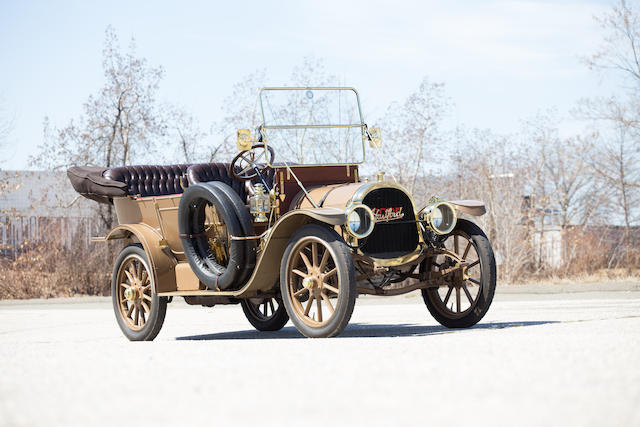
left=97, top=166, right=485, bottom=300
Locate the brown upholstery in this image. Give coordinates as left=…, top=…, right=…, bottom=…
left=103, top=164, right=191, bottom=197
left=186, top=163, right=246, bottom=200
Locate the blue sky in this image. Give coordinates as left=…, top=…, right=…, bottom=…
left=0, top=0, right=621, bottom=168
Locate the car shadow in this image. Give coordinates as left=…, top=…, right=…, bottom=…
left=175, top=320, right=557, bottom=341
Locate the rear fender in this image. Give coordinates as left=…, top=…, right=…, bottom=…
left=105, top=223, right=178, bottom=293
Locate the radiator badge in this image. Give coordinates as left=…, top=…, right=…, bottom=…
left=372, top=207, right=404, bottom=222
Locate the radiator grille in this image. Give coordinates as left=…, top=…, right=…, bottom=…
left=361, top=188, right=419, bottom=259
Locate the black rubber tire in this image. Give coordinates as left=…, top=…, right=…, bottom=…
left=280, top=224, right=356, bottom=338
left=421, top=219, right=497, bottom=328
left=205, top=181, right=256, bottom=288
left=240, top=295, right=289, bottom=331
left=178, top=182, right=244, bottom=290
left=112, top=244, right=167, bottom=341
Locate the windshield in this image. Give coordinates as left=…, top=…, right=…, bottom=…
left=259, top=87, right=366, bottom=165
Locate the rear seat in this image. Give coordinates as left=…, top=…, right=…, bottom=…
left=100, top=162, right=273, bottom=201
left=103, top=164, right=192, bottom=197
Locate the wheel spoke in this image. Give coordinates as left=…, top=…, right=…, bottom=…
left=443, top=286, right=453, bottom=305
left=124, top=270, right=135, bottom=284
left=454, top=235, right=459, bottom=254
left=140, top=309, right=146, bottom=324
left=119, top=282, right=129, bottom=289
left=311, top=242, right=318, bottom=268
left=462, top=241, right=472, bottom=260
left=321, top=293, right=334, bottom=313
left=126, top=303, right=134, bottom=317
left=263, top=301, right=269, bottom=316
left=141, top=270, right=148, bottom=284
left=293, top=287, right=309, bottom=297
left=467, top=259, right=480, bottom=268
left=323, top=283, right=339, bottom=295
left=316, top=297, right=323, bottom=322
left=299, top=251, right=312, bottom=272
left=292, top=269, right=307, bottom=278
left=269, top=299, right=275, bottom=315
left=456, top=288, right=461, bottom=312
left=469, top=277, right=481, bottom=285
left=143, top=293, right=152, bottom=302
left=134, top=306, right=140, bottom=326
left=319, top=249, right=329, bottom=272
left=304, top=295, right=315, bottom=316
left=323, top=268, right=337, bottom=280
left=462, top=283, right=474, bottom=304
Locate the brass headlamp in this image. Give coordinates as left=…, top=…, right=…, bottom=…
left=419, top=196, right=457, bottom=235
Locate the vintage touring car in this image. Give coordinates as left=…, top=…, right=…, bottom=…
left=68, top=87, right=496, bottom=340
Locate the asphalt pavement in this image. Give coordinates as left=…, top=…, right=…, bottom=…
left=1, top=283, right=639, bottom=427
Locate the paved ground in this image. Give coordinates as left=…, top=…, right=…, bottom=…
left=1, top=283, right=639, bottom=427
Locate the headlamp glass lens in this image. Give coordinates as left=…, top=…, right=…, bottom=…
left=347, top=206, right=373, bottom=237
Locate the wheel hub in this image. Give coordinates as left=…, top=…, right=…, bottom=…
left=124, top=287, right=138, bottom=301
left=302, top=277, right=319, bottom=290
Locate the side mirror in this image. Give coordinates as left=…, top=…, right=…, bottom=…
left=236, top=129, right=252, bottom=151
left=368, top=128, right=382, bottom=149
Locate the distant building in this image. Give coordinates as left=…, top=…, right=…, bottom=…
left=522, top=194, right=563, bottom=269
left=0, top=170, right=97, bottom=257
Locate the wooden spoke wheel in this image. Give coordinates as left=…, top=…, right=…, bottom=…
left=422, top=219, right=496, bottom=328
left=241, top=295, right=289, bottom=331
left=280, top=224, right=356, bottom=338
left=112, top=244, right=167, bottom=341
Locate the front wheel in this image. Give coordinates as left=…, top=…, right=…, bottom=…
left=280, top=224, right=356, bottom=338
left=422, top=219, right=496, bottom=328
left=112, top=244, right=167, bottom=341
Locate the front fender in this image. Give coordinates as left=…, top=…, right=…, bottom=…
left=230, top=208, right=347, bottom=296
left=449, top=200, right=486, bottom=216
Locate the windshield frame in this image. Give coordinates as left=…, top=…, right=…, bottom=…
left=258, top=87, right=367, bottom=166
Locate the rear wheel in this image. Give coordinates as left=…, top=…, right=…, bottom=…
left=240, top=295, right=289, bottom=331
left=422, top=219, right=496, bottom=328
left=112, top=244, right=167, bottom=341
left=280, top=224, right=356, bottom=338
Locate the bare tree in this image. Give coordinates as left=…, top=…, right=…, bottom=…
left=0, top=96, right=18, bottom=217
left=585, top=0, right=640, bottom=86
left=163, top=104, right=207, bottom=163
left=449, top=128, right=534, bottom=282
left=579, top=0, right=640, bottom=269
left=34, top=27, right=166, bottom=171
left=0, top=97, right=12, bottom=148
left=212, top=69, right=267, bottom=161
left=380, top=78, right=450, bottom=194
left=32, top=27, right=206, bottom=227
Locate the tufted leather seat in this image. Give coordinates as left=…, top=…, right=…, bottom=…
left=186, top=163, right=246, bottom=200
left=103, top=164, right=192, bottom=197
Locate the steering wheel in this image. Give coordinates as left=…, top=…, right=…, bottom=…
left=230, top=144, right=276, bottom=181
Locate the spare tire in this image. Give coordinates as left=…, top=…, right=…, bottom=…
left=178, top=182, right=244, bottom=291
left=206, top=181, right=256, bottom=287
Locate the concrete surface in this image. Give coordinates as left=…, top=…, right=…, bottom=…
left=1, top=283, right=639, bottom=427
